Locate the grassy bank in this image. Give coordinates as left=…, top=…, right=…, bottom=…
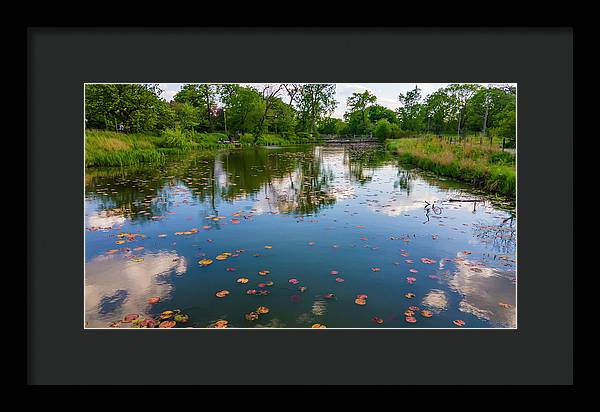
left=385, top=137, right=516, bottom=196
left=85, top=130, right=319, bottom=167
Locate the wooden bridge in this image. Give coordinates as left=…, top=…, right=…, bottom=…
left=319, top=134, right=379, bottom=144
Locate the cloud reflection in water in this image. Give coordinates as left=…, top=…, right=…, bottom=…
left=85, top=251, right=187, bottom=328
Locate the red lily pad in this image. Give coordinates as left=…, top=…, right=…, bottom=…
left=245, top=312, right=259, bottom=321
left=122, top=314, right=139, bottom=323
left=139, top=319, right=157, bottom=328
left=159, top=320, right=176, bottom=328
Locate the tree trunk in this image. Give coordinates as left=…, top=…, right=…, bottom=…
left=482, top=99, right=489, bottom=135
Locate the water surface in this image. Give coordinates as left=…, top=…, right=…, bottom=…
left=85, top=144, right=516, bottom=328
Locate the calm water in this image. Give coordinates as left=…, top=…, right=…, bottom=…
left=85, top=144, right=516, bottom=328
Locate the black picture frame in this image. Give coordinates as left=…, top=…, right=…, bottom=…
left=27, top=27, right=573, bottom=385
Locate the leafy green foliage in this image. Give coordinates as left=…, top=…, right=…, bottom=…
left=85, top=84, right=174, bottom=133
left=374, top=119, right=392, bottom=141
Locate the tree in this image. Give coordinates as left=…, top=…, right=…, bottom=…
left=218, top=85, right=265, bottom=135
left=266, top=97, right=296, bottom=134
left=367, top=105, right=398, bottom=125
left=374, top=119, right=392, bottom=141
left=85, top=84, right=173, bottom=133
left=254, top=84, right=285, bottom=140
left=173, top=84, right=218, bottom=132
left=423, top=90, right=452, bottom=134
left=173, top=102, right=200, bottom=132
left=398, top=85, right=424, bottom=131
left=489, top=98, right=516, bottom=147
left=318, top=117, right=346, bottom=135
left=294, top=84, right=337, bottom=134
left=444, top=83, right=481, bottom=136
left=345, top=90, right=377, bottom=134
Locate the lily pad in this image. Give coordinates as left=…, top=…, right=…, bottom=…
left=122, top=314, right=139, bottom=323
left=214, top=320, right=229, bottom=328
left=159, top=320, right=176, bottom=328
left=245, top=312, right=259, bottom=321
left=215, top=290, right=230, bottom=298
left=256, top=306, right=269, bottom=314
left=160, top=311, right=175, bottom=320
left=139, top=319, right=157, bottom=328
left=174, top=314, right=189, bottom=323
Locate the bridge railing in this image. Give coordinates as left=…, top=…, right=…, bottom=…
left=320, top=134, right=378, bottom=141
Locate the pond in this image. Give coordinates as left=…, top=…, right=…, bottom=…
left=85, top=144, right=516, bottom=328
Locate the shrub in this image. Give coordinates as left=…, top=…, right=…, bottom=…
left=374, top=119, right=392, bottom=141
left=160, top=128, right=193, bottom=150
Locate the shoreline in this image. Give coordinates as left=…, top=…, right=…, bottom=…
left=385, top=137, right=516, bottom=197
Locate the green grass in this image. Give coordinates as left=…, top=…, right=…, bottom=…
left=241, top=132, right=319, bottom=146
left=385, top=136, right=516, bottom=196
left=85, top=129, right=320, bottom=167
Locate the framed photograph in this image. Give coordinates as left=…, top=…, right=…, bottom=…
left=28, top=27, right=572, bottom=385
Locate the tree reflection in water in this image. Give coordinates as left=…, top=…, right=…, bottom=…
left=87, top=145, right=401, bottom=222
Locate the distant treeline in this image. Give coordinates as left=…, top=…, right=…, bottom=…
left=85, top=83, right=516, bottom=146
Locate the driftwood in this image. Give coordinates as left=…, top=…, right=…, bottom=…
left=448, top=199, right=484, bottom=202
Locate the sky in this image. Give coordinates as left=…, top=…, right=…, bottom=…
left=158, top=83, right=516, bottom=119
